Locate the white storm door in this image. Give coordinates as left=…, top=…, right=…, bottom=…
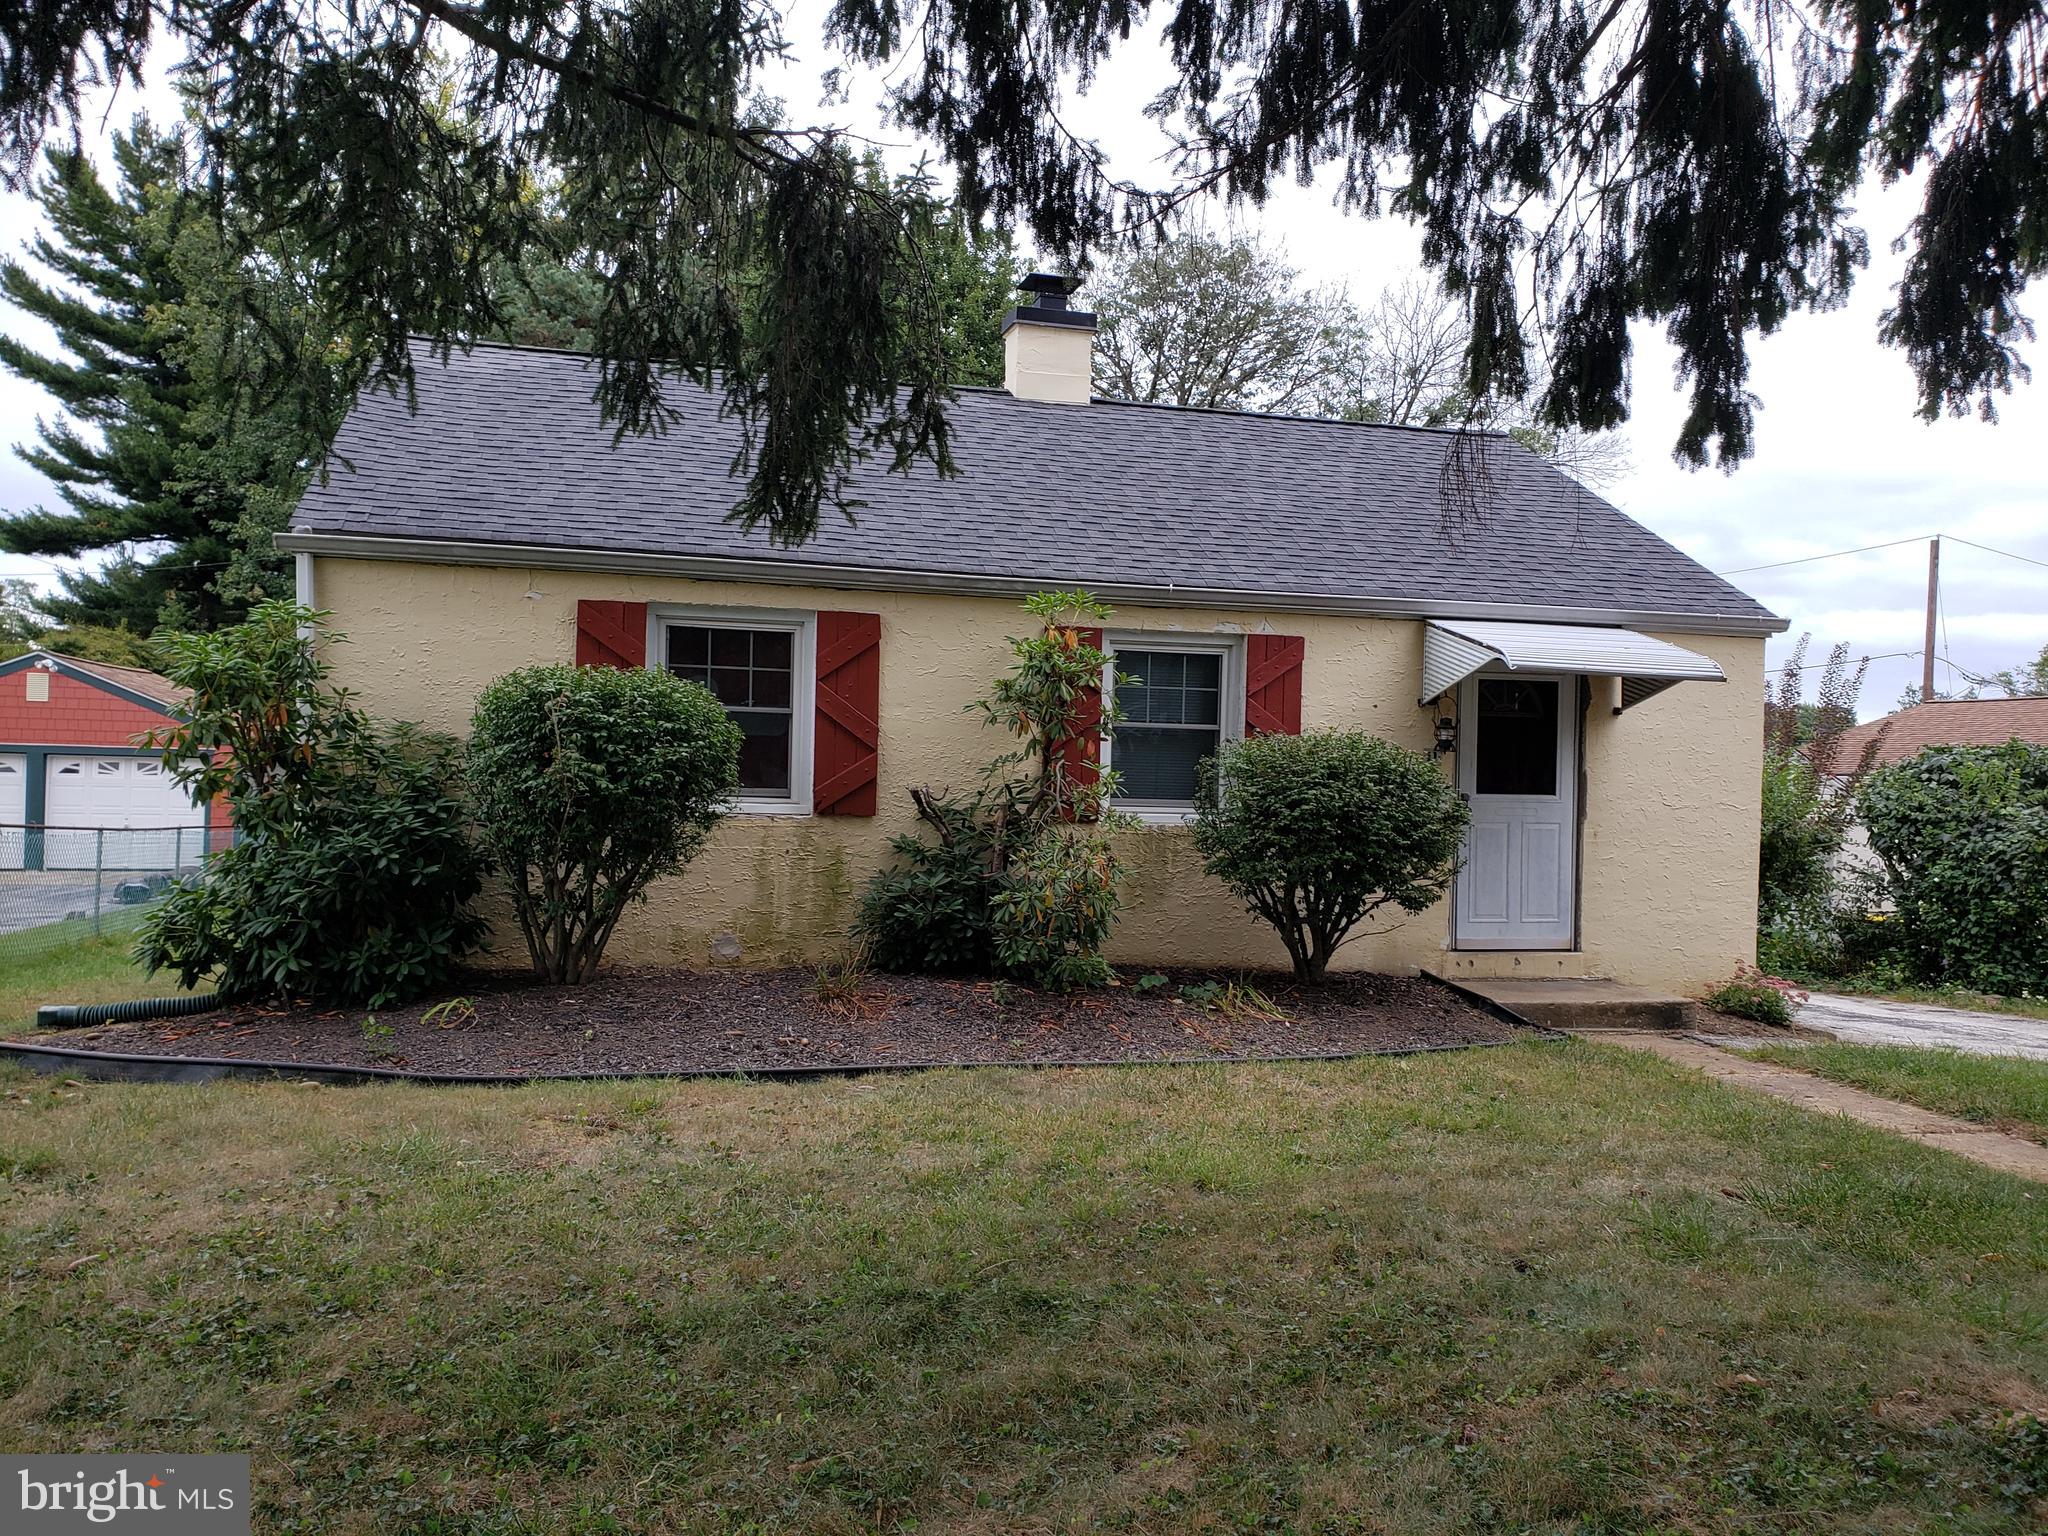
left=0, top=755, right=23, bottom=870
left=1454, top=674, right=1577, bottom=950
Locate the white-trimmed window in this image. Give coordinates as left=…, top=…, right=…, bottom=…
left=1103, top=637, right=1244, bottom=817
left=658, top=608, right=815, bottom=814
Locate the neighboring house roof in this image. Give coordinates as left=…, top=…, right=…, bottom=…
left=1833, top=697, right=2048, bottom=770
left=0, top=649, right=183, bottom=714
left=46, top=652, right=184, bottom=709
left=284, top=341, right=1783, bottom=636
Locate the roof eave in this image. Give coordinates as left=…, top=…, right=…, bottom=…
left=275, top=529, right=1791, bottom=638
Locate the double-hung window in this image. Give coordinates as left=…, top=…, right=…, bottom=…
left=663, top=617, right=810, bottom=808
left=1105, top=640, right=1240, bottom=814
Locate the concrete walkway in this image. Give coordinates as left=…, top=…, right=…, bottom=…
left=1590, top=1031, right=2048, bottom=1184
left=1796, top=991, right=2048, bottom=1059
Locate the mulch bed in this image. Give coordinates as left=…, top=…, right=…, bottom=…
left=35, top=966, right=1533, bottom=1077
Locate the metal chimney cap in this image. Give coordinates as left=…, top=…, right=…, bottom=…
left=1019, top=271, right=1081, bottom=296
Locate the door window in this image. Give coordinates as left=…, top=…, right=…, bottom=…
left=1474, top=679, right=1559, bottom=796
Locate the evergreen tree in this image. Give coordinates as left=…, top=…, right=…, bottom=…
left=9, top=3, right=2040, bottom=548
left=0, top=119, right=341, bottom=631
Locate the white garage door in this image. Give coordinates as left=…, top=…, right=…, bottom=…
left=43, top=756, right=205, bottom=870
left=0, top=755, right=23, bottom=870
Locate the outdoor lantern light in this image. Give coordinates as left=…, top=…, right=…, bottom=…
left=1433, top=716, right=1458, bottom=758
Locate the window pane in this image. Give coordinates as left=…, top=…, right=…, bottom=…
left=733, top=710, right=792, bottom=795
left=751, top=667, right=791, bottom=709
left=667, top=626, right=709, bottom=667
left=753, top=630, right=793, bottom=669
left=1115, top=725, right=1218, bottom=803
left=709, top=629, right=751, bottom=668
left=708, top=666, right=751, bottom=706
left=1475, top=679, right=1559, bottom=796
left=1117, top=649, right=1222, bottom=727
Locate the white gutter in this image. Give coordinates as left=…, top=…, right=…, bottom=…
left=274, top=530, right=1790, bottom=638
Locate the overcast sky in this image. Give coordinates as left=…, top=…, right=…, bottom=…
left=2, top=13, right=2042, bottom=718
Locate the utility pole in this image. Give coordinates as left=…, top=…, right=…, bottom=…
left=1921, top=535, right=1940, bottom=706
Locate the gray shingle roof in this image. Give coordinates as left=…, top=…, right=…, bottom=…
left=288, top=341, right=1781, bottom=633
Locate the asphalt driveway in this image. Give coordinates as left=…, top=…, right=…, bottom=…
left=1798, top=991, right=2048, bottom=1060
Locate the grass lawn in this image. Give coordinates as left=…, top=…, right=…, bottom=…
left=1747, top=1041, right=2048, bottom=1145
left=4, top=1041, right=2046, bottom=1533
left=0, top=927, right=186, bottom=1036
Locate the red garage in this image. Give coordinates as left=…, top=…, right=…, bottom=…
left=0, top=649, right=220, bottom=872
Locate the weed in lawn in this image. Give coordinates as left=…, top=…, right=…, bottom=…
left=1992, top=1411, right=2048, bottom=1504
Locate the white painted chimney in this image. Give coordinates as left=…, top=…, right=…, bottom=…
left=1002, top=272, right=1096, bottom=404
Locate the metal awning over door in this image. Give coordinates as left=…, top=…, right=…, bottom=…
left=1420, top=619, right=1726, bottom=711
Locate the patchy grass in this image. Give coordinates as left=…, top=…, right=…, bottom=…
left=3, top=1040, right=2046, bottom=1533
left=1748, top=1041, right=2048, bottom=1145
left=0, top=930, right=180, bottom=1036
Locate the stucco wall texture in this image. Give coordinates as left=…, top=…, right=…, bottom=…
left=310, top=557, right=1765, bottom=993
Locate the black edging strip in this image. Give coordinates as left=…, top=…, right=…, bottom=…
left=0, top=1029, right=1549, bottom=1088
left=1417, top=970, right=1574, bottom=1039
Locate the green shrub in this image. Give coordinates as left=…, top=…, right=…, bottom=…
left=859, top=592, right=1131, bottom=988
left=854, top=799, right=1000, bottom=975
left=1702, top=968, right=1804, bottom=1026
left=990, top=826, right=1121, bottom=990
left=1759, top=753, right=1842, bottom=927
left=137, top=603, right=487, bottom=1007
left=1192, top=731, right=1468, bottom=983
left=1856, top=740, right=2048, bottom=995
left=468, top=664, right=741, bottom=983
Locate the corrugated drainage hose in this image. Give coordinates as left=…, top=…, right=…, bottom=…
left=36, top=992, right=224, bottom=1030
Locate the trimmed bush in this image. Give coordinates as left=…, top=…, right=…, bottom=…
left=137, top=603, right=487, bottom=1008
left=1856, top=740, right=2048, bottom=995
left=468, top=664, right=741, bottom=983
left=1193, top=731, right=1468, bottom=983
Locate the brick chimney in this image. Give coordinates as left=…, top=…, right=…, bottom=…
left=1002, top=272, right=1096, bottom=404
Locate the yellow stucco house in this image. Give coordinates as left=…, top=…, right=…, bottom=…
left=278, top=276, right=1784, bottom=993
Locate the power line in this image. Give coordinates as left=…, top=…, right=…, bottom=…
left=1715, top=535, right=1932, bottom=576
left=1941, top=534, right=2048, bottom=572
left=1718, top=529, right=2048, bottom=577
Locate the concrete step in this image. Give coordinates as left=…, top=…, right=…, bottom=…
left=1426, top=973, right=1691, bottom=1032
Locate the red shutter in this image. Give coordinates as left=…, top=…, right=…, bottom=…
left=575, top=600, right=647, bottom=669
left=1056, top=625, right=1105, bottom=799
left=814, top=611, right=881, bottom=816
left=1246, top=634, right=1304, bottom=735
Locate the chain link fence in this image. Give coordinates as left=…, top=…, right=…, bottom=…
left=1, top=825, right=212, bottom=965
